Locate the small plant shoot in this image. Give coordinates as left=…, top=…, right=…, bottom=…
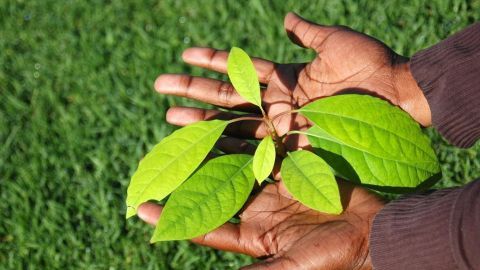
left=126, top=47, right=440, bottom=242
left=227, top=47, right=263, bottom=110
left=253, top=136, right=276, bottom=183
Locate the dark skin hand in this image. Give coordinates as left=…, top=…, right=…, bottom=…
left=140, top=180, right=384, bottom=270
left=139, top=12, right=430, bottom=269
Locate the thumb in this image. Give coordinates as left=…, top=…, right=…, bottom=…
left=284, top=12, right=337, bottom=52
left=138, top=202, right=255, bottom=256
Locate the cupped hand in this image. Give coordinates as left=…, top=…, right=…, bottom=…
left=154, top=13, right=431, bottom=151
left=139, top=175, right=384, bottom=270
left=138, top=136, right=385, bottom=269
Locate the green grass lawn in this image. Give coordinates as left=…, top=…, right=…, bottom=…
left=1, top=0, right=479, bottom=269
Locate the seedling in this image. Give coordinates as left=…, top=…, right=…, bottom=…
left=126, top=47, right=440, bottom=242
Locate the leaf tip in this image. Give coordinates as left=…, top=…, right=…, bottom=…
left=126, top=206, right=136, bottom=219
left=150, top=229, right=164, bottom=243
left=330, top=205, right=344, bottom=215
left=325, top=197, right=344, bottom=215
left=151, top=226, right=174, bottom=243
left=313, top=203, right=343, bottom=215
left=230, top=46, right=242, bottom=53
left=255, top=177, right=265, bottom=185
left=149, top=236, right=159, bottom=244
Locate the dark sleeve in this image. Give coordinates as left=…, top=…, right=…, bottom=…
left=410, top=23, right=480, bottom=148
left=370, top=179, right=480, bottom=270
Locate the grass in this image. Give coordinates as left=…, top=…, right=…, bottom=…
left=1, top=0, right=479, bottom=269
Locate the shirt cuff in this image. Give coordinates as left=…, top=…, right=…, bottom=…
left=410, top=23, right=480, bottom=148
left=369, top=188, right=461, bottom=270
left=370, top=179, right=480, bottom=269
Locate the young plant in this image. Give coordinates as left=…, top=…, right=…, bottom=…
left=126, top=47, right=440, bottom=242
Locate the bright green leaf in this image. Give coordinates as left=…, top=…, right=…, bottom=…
left=253, top=136, right=276, bottom=183
left=126, top=120, right=228, bottom=218
left=151, top=154, right=255, bottom=242
left=306, top=126, right=359, bottom=181
left=227, top=47, right=262, bottom=108
left=281, top=150, right=342, bottom=214
left=298, top=94, right=440, bottom=188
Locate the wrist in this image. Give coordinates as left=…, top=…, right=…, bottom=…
left=393, top=61, right=432, bottom=126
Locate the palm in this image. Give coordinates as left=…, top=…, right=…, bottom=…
left=139, top=180, right=383, bottom=270
left=261, top=28, right=404, bottom=146
left=155, top=15, right=408, bottom=152
left=229, top=181, right=383, bottom=270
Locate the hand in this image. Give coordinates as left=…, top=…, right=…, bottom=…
left=144, top=12, right=406, bottom=269
left=139, top=174, right=384, bottom=269
left=154, top=13, right=431, bottom=154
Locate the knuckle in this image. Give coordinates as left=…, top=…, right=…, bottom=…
left=217, top=82, right=234, bottom=106
left=179, top=75, right=193, bottom=96
left=208, top=49, right=219, bottom=69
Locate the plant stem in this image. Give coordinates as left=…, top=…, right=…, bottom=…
left=286, top=130, right=305, bottom=136
left=228, top=116, right=264, bottom=123
left=271, top=109, right=299, bottom=123
left=229, top=109, right=299, bottom=157
left=259, top=107, right=267, bottom=119
left=264, top=116, right=286, bottom=157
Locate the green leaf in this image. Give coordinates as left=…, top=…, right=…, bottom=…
left=126, top=120, right=228, bottom=218
left=253, top=136, right=276, bottom=183
left=298, top=94, right=440, bottom=188
left=227, top=47, right=262, bottom=108
left=281, top=150, right=342, bottom=214
left=151, top=154, right=255, bottom=242
left=309, top=131, right=359, bottom=182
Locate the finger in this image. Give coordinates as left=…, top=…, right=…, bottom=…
left=182, top=47, right=276, bottom=84
left=215, top=137, right=256, bottom=155
left=154, top=74, right=258, bottom=111
left=138, top=204, right=249, bottom=255
left=284, top=12, right=340, bottom=52
left=271, top=158, right=282, bottom=181
left=283, top=133, right=311, bottom=151
left=190, top=223, right=244, bottom=253
left=166, top=107, right=269, bottom=139
left=166, top=106, right=239, bottom=125
left=137, top=202, right=163, bottom=225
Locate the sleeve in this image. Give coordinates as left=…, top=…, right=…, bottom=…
left=410, top=23, right=480, bottom=148
left=369, top=179, right=480, bottom=270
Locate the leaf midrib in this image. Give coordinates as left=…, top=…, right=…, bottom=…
left=301, top=129, right=436, bottom=171
left=158, top=157, right=253, bottom=237
left=255, top=137, right=273, bottom=175
left=130, top=122, right=226, bottom=207
left=229, top=57, right=259, bottom=104
left=300, top=109, right=435, bottom=160
left=287, top=153, right=338, bottom=210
